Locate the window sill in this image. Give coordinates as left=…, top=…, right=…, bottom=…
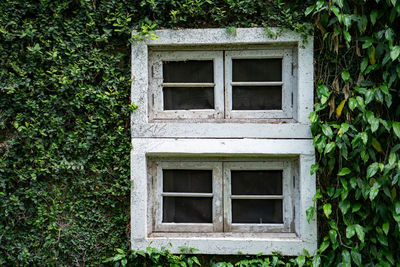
left=133, top=235, right=316, bottom=255
left=132, top=121, right=312, bottom=139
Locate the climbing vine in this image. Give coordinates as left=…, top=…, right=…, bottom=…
left=1, top=0, right=400, bottom=266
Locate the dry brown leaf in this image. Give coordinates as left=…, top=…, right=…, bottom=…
left=315, top=13, right=327, bottom=36
left=357, top=72, right=364, bottom=85
left=356, top=41, right=361, bottom=57
left=332, top=77, right=340, bottom=92
left=343, top=82, right=350, bottom=100
left=334, top=35, right=339, bottom=54
left=328, top=95, right=336, bottom=118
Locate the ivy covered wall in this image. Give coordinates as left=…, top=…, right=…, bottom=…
left=0, top=0, right=400, bottom=266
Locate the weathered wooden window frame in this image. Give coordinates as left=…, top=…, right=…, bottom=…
left=225, top=49, right=294, bottom=119
left=152, top=159, right=295, bottom=234
left=149, top=48, right=295, bottom=121
left=223, top=161, right=294, bottom=233
left=153, top=161, right=223, bottom=233
left=131, top=28, right=316, bottom=256
left=149, top=51, right=224, bottom=120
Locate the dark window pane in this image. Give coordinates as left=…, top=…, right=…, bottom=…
left=163, top=197, right=212, bottom=223
left=232, top=199, right=283, bottom=224
left=232, top=86, right=281, bottom=110
left=163, top=170, right=212, bottom=193
left=163, top=60, right=213, bottom=83
left=232, top=59, right=282, bottom=82
left=163, top=87, right=214, bottom=110
left=231, top=170, right=282, bottom=195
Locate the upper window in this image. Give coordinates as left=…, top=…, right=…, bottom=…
left=148, top=48, right=294, bottom=121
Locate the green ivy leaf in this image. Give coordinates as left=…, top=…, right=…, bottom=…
left=306, top=206, right=315, bottom=222
left=365, top=90, right=374, bottom=105
left=309, top=111, right=318, bottom=123
left=338, top=167, right=351, bottom=176
left=367, top=162, right=379, bottom=178
left=390, top=46, right=400, bottom=61
left=348, top=97, right=357, bottom=111
left=341, top=70, right=350, bottom=82
left=321, top=124, right=333, bottom=139
left=329, top=229, right=337, bottom=244
left=356, top=96, right=365, bottom=110
left=354, top=224, right=365, bottom=243
left=310, top=163, right=319, bottom=175
left=380, top=84, right=389, bottom=95
left=323, top=203, right=332, bottom=218
left=395, top=200, right=400, bottom=214
left=319, top=238, right=330, bottom=253
left=370, top=117, right=379, bottom=133
left=370, top=9, right=378, bottom=25
left=351, top=250, right=362, bottom=266
left=340, top=123, right=349, bottom=134
left=317, top=84, right=330, bottom=98
left=369, top=182, right=380, bottom=201
left=352, top=203, right=361, bottom=213
left=382, top=222, right=390, bottom=235
left=360, top=58, right=368, bottom=74
left=339, top=200, right=351, bottom=214
left=346, top=225, right=355, bottom=238
left=389, top=153, right=396, bottom=166
left=305, top=5, right=315, bottom=16
left=361, top=132, right=368, bottom=145
left=342, top=249, right=351, bottom=267
left=295, top=255, right=305, bottom=267
left=325, top=142, right=336, bottom=154
left=334, top=0, right=344, bottom=8
left=343, top=30, right=351, bottom=43
left=393, top=122, right=400, bottom=139
left=312, top=255, right=321, bottom=267
left=377, top=234, right=388, bottom=246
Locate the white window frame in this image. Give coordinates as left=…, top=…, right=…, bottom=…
left=149, top=51, right=224, bottom=120
left=153, top=161, right=223, bottom=233
left=152, top=159, right=295, bottom=234
left=131, top=28, right=314, bottom=139
left=131, top=28, right=316, bottom=256
left=225, top=49, right=293, bottom=119
left=223, top=161, right=294, bottom=233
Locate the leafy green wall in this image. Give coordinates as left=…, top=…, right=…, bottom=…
left=1, top=0, right=400, bottom=266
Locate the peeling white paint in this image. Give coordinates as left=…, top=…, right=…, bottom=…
left=131, top=28, right=317, bottom=255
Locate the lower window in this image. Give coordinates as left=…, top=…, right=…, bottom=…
left=150, top=159, right=295, bottom=234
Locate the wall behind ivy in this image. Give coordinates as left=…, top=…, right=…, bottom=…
left=1, top=0, right=400, bottom=266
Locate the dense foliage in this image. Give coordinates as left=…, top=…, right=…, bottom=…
left=1, top=0, right=400, bottom=266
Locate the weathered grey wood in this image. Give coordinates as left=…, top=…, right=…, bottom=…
left=131, top=28, right=317, bottom=256
left=231, top=195, right=284, bottom=200
left=230, top=82, right=283, bottom=86
left=153, top=161, right=223, bottom=233
left=225, top=49, right=294, bottom=120
left=161, top=192, right=213, bottom=197
left=163, top=82, right=215, bottom=87
left=148, top=50, right=224, bottom=121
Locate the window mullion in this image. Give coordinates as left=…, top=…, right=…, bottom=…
left=222, top=162, right=231, bottom=232
left=213, top=162, right=224, bottom=232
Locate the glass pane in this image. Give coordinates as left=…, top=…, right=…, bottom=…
left=163, top=60, right=213, bottom=83
left=163, top=197, right=212, bottom=223
left=163, top=170, right=212, bottom=193
left=163, top=87, right=214, bottom=110
left=231, top=170, right=282, bottom=195
left=232, top=59, right=282, bottom=82
left=232, top=86, right=281, bottom=110
left=232, top=199, right=283, bottom=224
